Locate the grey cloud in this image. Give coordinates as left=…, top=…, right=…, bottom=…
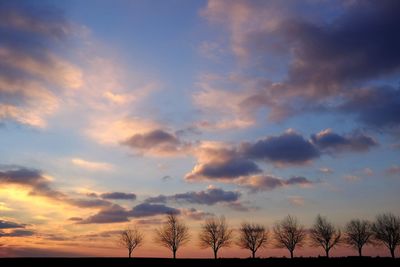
left=185, top=157, right=261, bottom=181
left=199, top=157, right=261, bottom=179
left=145, top=187, right=240, bottom=206
left=242, top=131, right=320, bottom=164
left=286, top=176, right=313, bottom=186
left=311, top=129, right=378, bottom=152
left=66, top=198, right=112, bottom=208
left=174, top=188, right=240, bottom=205
left=121, top=129, right=190, bottom=155
left=340, top=86, right=400, bottom=129
left=281, top=1, right=400, bottom=96
left=0, top=229, right=35, bottom=237
left=204, top=1, right=400, bottom=130
left=79, top=203, right=180, bottom=224
left=224, top=202, right=258, bottom=212
left=144, top=195, right=168, bottom=204
left=181, top=208, right=213, bottom=220
left=100, top=192, right=137, bottom=200
left=239, top=175, right=315, bottom=192
left=130, top=203, right=180, bottom=218
left=185, top=129, right=375, bottom=182
left=78, top=204, right=130, bottom=224
left=0, top=220, right=26, bottom=229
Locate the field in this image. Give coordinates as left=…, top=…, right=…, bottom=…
left=0, top=257, right=399, bottom=267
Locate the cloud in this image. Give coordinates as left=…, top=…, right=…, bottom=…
left=0, top=165, right=112, bottom=209
left=238, top=175, right=314, bottom=192
left=199, top=0, right=400, bottom=129
left=130, top=203, right=180, bottom=218
left=174, top=187, right=240, bottom=205
left=386, top=165, right=400, bottom=175
left=311, top=129, right=378, bottom=153
left=99, top=192, right=136, bottom=200
left=224, top=201, right=258, bottom=212
left=71, top=158, right=114, bottom=171
left=87, top=118, right=190, bottom=157
left=79, top=202, right=180, bottom=224
left=185, top=142, right=262, bottom=181
left=185, top=129, right=376, bottom=185
left=68, top=217, right=83, bottom=222
left=78, top=204, right=130, bottom=224
left=186, top=156, right=261, bottom=181
left=0, top=166, right=65, bottom=199
left=0, top=2, right=82, bottom=127
left=0, top=220, right=26, bottom=229
left=286, top=176, right=313, bottom=186
left=121, top=129, right=191, bottom=156
left=242, top=129, right=320, bottom=165
left=66, top=198, right=112, bottom=208
left=193, top=76, right=257, bottom=130
left=145, top=187, right=240, bottom=205
left=181, top=208, right=213, bottom=220
left=339, top=86, right=400, bottom=130
left=0, top=229, right=35, bottom=237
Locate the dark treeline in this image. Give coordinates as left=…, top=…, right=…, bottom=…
left=0, top=257, right=399, bottom=267
left=119, top=212, right=400, bottom=259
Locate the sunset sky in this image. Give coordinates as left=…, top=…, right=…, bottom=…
left=0, top=0, right=399, bottom=258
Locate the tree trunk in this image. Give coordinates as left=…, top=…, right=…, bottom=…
left=390, top=247, right=395, bottom=259
left=252, top=250, right=255, bottom=259
left=173, top=249, right=176, bottom=259
left=290, top=250, right=293, bottom=259
left=325, top=249, right=329, bottom=258
left=128, top=250, right=132, bottom=258
left=214, top=249, right=218, bottom=260
left=358, top=247, right=362, bottom=257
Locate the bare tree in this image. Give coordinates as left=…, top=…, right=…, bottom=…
left=310, top=215, right=341, bottom=257
left=237, top=222, right=268, bottom=258
left=199, top=216, right=234, bottom=259
left=154, top=213, right=190, bottom=259
left=119, top=226, right=144, bottom=258
left=372, top=213, right=400, bottom=258
left=345, top=219, right=372, bottom=257
left=273, top=215, right=306, bottom=258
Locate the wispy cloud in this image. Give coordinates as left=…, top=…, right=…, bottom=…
left=71, top=158, right=114, bottom=171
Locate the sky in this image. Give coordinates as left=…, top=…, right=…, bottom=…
left=0, top=0, right=399, bottom=258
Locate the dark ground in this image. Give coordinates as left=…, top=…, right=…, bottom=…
left=0, top=257, right=399, bottom=267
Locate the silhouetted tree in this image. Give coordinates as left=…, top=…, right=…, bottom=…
left=345, top=219, right=372, bottom=257
left=310, top=215, right=341, bottom=257
left=237, top=222, right=268, bottom=258
left=199, top=216, right=234, bottom=259
left=155, top=213, right=190, bottom=259
left=372, top=213, right=400, bottom=258
left=119, top=226, right=144, bottom=258
left=273, top=215, right=306, bottom=258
